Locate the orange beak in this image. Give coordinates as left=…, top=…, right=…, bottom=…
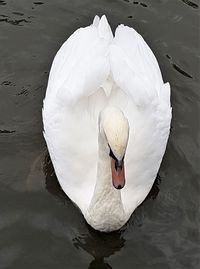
left=111, top=158, right=125, bottom=189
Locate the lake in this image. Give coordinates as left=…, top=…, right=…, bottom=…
left=0, top=0, right=199, bottom=268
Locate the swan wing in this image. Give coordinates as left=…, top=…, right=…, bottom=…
left=43, top=18, right=172, bottom=217
left=45, top=15, right=112, bottom=105
left=43, top=16, right=112, bottom=212
left=110, top=25, right=172, bottom=214
left=110, top=24, right=171, bottom=107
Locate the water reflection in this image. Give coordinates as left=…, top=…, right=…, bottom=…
left=88, top=259, right=112, bottom=269
left=73, top=229, right=125, bottom=268
left=44, top=153, right=68, bottom=203
left=43, top=152, right=161, bottom=268
left=44, top=153, right=125, bottom=268
left=0, top=0, right=199, bottom=266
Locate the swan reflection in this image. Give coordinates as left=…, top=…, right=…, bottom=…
left=44, top=153, right=126, bottom=268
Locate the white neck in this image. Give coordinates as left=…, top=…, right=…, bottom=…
left=85, top=131, right=126, bottom=232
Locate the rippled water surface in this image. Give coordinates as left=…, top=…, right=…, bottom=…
left=0, top=0, right=199, bottom=268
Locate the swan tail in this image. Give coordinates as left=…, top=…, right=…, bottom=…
left=92, top=15, right=100, bottom=27
left=97, top=15, right=113, bottom=41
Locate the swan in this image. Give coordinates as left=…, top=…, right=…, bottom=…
left=42, top=15, right=172, bottom=232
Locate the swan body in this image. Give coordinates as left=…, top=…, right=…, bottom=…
left=42, top=15, right=172, bottom=232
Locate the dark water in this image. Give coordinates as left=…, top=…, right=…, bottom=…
left=0, top=0, right=199, bottom=268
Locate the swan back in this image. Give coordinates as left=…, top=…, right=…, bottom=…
left=43, top=15, right=171, bottom=222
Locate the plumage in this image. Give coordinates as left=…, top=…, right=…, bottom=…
left=42, top=15, right=172, bottom=232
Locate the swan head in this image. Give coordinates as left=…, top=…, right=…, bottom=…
left=99, top=107, right=129, bottom=190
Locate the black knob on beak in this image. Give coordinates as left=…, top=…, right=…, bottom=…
left=115, top=159, right=123, bottom=171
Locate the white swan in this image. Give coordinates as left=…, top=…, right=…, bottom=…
left=42, top=15, right=172, bottom=232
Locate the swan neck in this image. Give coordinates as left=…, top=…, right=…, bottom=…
left=85, top=132, right=126, bottom=232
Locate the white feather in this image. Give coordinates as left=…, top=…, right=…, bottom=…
left=43, top=16, right=172, bottom=231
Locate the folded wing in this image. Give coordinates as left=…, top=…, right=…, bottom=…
left=45, top=15, right=112, bottom=105
left=110, top=25, right=170, bottom=107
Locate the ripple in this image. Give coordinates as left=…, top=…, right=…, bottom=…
left=172, top=14, right=183, bottom=23
left=17, top=88, right=29, bottom=96
left=180, top=0, right=198, bottom=9
left=33, top=1, right=44, bottom=5
left=0, top=130, right=16, bottom=134
left=172, top=63, right=193, bottom=78
left=0, top=0, right=6, bottom=6
left=0, top=14, right=8, bottom=18
left=140, top=3, right=148, bottom=7
left=0, top=17, right=31, bottom=26
left=166, top=54, right=193, bottom=79
left=12, top=12, right=24, bottom=16
left=132, top=1, right=148, bottom=7
left=1, top=80, right=16, bottom=86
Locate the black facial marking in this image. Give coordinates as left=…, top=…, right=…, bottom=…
left=109, top=146, right=118, bottom=162
left=108, top=144, right=124, bottom=171
left=116, top=159, right=123, bottom=170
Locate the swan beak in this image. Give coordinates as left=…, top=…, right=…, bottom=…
left=111, top=158, right=125, bottom=190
